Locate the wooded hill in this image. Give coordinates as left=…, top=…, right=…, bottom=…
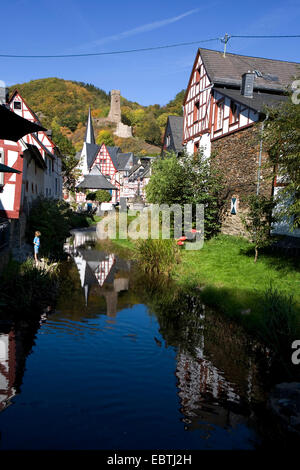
left=9, top=78, right=185, bottom=156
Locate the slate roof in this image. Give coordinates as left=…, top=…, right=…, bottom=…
left=128, top=163, right=142, bottom=177
left=167, top=116, right=183, bottom=153
left=23, top=144, right=47, bottom=170
left=140, top=164, right=151, bottom=178
left=106, top=146, right=121, bottom=169
left=199, top=48, right=300, bottom=92
left=214, top=86, right=289, bottom=113
left=77, top=165, right=117, bottom=190
left=116, top=152, right=133, bottom=170
left=85, top=143, right=101, bottom=169
left=32, top=134, right=55, bottom=159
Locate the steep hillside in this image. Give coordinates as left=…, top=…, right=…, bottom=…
left=9, top=78, right=185, bottom=156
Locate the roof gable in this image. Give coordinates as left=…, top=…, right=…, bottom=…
left=9, top=90, right=42, bottom=124
left=167, top=116, right=183, bottom=152
left=199, top=48, right=299, bottom=92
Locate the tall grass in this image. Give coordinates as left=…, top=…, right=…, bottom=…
left=0, top=258, right=60, bottom=317
left=134, top=238, right=181, bottom=276
left=258, top=286, right=298, bottom=364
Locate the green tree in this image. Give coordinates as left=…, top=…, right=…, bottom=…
left=136, top=115, right=162, bottom=146
left=95, top=190, right=112, bottom=203
left=264, top=95, right=300, bottom=228
left=241, top=194, right=276, bottom=263
left=96, top=129, right=115, bottom=146
left=146, top=150, right=224, bottom=238
left=86, top=192, right=96, bottom=201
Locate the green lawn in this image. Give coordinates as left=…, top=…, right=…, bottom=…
left=173, top=234, right=300, bottom=322
left=105, top=231, right=299, bottom=321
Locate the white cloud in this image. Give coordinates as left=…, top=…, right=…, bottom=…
left=77, top=8, right=200, bottom=50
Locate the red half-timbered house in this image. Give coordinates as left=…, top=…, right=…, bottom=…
left=76, top=108, right=140, bottom=205
left=183, top=48, right=300, bottom=237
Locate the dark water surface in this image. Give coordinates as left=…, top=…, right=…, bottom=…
left=0, top=228, right=274, bottom=449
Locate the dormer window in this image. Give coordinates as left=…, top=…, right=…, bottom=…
left=13, top=101, right=22, bottom=110
left=166, top=135, right=171, bottom=146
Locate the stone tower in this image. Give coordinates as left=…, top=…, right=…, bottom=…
left=108, top=89, right=121, bottom=123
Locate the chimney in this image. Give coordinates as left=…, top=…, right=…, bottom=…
left=241, top=72, right=255, bottom=98
left=0, top=82, right=9, bottom=105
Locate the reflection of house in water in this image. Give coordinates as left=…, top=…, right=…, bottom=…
left=175, top=320, right=258, bottom=434
left=66, top=228, right=98, bottom=250
left=0, top=323, right=38, bottom=413
left=70, top=245, right=130, bottom=317
left=0, top=330, right=16, bottom=412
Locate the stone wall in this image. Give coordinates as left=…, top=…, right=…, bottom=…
left=211, top=125, right=273, bottom=237
left=114, top=122, right=132, bottom=138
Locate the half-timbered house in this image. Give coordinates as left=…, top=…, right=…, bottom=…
left=76, top=108, right=141, bottom=205
left=183, top=48, right=300, bottom=237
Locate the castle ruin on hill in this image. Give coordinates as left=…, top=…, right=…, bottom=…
left=94, top=89, right=132, bottom=138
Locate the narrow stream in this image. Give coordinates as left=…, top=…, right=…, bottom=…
left=0, top=227, right=280, bottom=449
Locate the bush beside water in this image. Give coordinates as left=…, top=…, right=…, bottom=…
left=0, top=258, right=60, bottom=317
left=26, top=197, right=95, bottom=259
left=134, top=238, right=181, bottom=276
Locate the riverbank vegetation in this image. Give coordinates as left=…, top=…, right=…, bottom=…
left=0, top=257, right=60, bottom=317
left=26, top=197, right=99, bottom=259
left=134, top=238, right=181, bottom=275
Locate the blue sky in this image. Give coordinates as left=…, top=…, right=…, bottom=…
left=1, top=0, right=300, bottom=106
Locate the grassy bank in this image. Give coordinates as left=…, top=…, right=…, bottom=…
left=175, top=234, right=300, bottom=312
left=104, top=231, right=300, bottom=324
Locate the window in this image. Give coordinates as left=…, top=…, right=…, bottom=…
left=194, top=142, right=199, bottom=154
left=166, top=135, right=171, bottom=147
left=0, top=150, right=4, bottom=185
left=196, top=67, right=201, bottom=81
left=46, top=188, right=48, bottom=196
left=55, top=178, right=58, bottom=195
left=231, top=197, right=237, bottom=215
left=193, top=101, right=199, bottom=123
left=13, top=101, right=22, bottom=110
left=229, top=101, right=239, bottom=124
left=215, top=100, right=224, bottom=130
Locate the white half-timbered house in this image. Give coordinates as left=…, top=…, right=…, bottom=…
left=183, top=48, right=300, bottom=237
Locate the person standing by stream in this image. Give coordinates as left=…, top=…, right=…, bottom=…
left=33, top=231, right=41, bottom=265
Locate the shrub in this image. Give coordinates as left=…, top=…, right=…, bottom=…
left=0, top=258, right=59, bottom=317
left=95, top=190, right=112, bottom=203
left=134, top=238, right=181, bottom=276
left=26, top=197, right=91, bottom=259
